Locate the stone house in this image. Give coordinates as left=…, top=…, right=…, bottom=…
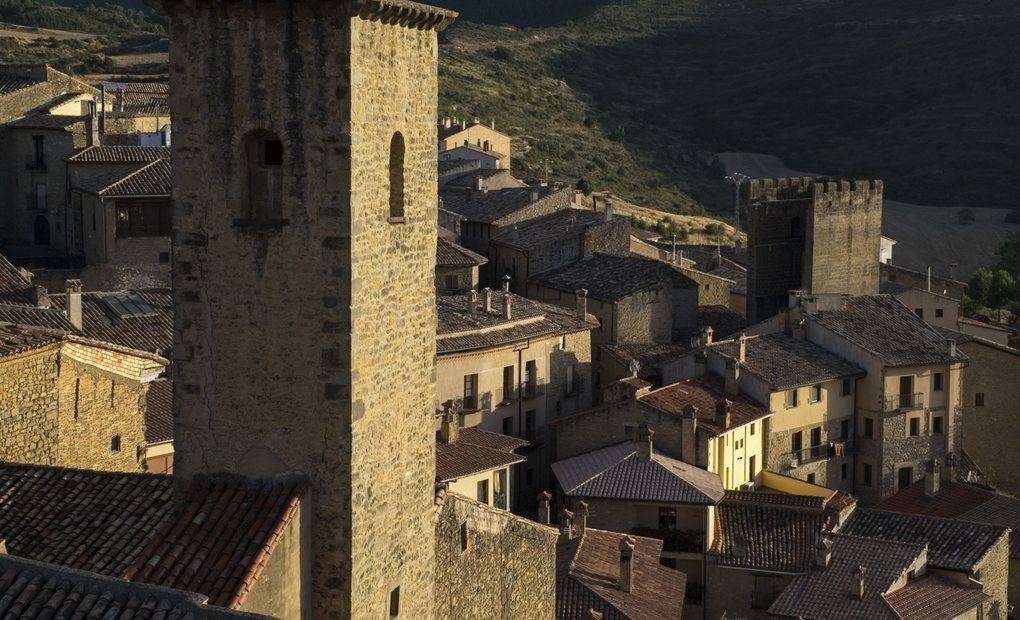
left=881, top=261, right=966, bottom=300
left=0, top=64, right=98, bottom=124
left=600, top=342, right=696, bottom=388
left=436, top=407, right=527, bottom=511
left=0, top=323, right=166, bottom=473
left=438, top=116, right=511, bottom=170
left=706, top=331, right=864, bottom=491
left=551, top=507, right=687, bottom=619
left=438, top=142, right=505, bottom=169
left=70, top=158, right=171, bottom=273
left=957, top=316, right=1013, bottom=346
left=436, top=290, right=597, bottom=512
left=491, top=207, right=630, bottom=293
left=882, top=279, right=960, bottom=330
left=97, top=82, right=171, bottom=144
left=436, top=236, right=486, bottom=294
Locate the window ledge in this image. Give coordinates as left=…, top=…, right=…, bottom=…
left=233, top=217, right=290, bottom=231
left=387, top=216, right=407, bottom=224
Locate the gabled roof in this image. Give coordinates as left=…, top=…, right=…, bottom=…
left=0, top=253, right=34, bottom=305
left=530, top=253, right=698, bottom=302
left=438, top=119, right=508, bottom=141
left=145, top=378, right=174, bottom=445
left=0, top=555, right=262, bottom=620
left=709, top=332, right=864, bottom=390
left=0, top=304, right=75, bottom=332
left=552, top=442, right=724, bottom=505
left=768, top=533, right=927, bottom=620
left=439, top=185, right=564, bottom=224
left=436, top=237, right=487, bottom=267
left=637, top=375, right=770, bottom=436
left=882, top=574, right=989, bottom=620
left=810, top=295, right=966, bottom=367
left=0, top=74, right=42, bottom=97
left=76, top=158, right=171, bottom=197
left=492, top=208, right=608, bottom=252
left=0, top=323, right=62, bottom=357
left=840, top=508, right=1009, bottom=572
left=4, top=113, right=84, bottom=130
left=442, top=142, right=506, bottom=159
left=68, top=145, right=171, bottom=163
left=49, top=289, right=172, bottom=356
left=435, top=427, right=527, bottom=482
left=556, top=529, right=685, bottom=619
left=878, top=479, right=1020, bottom=558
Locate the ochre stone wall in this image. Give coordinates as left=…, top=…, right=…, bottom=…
left=680, top=266, right=733, bottom=307
left=976, top=533, right=1011, bottom=619
left=960, top=341, right=1020, bottom=496
left=434, top=492, right=557, bottom=619
left=0, top=347, right=60, bottom=464
left=165, top=2, right=441, bottom=617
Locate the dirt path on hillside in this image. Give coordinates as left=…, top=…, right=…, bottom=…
left=717, top=152, right=1017, bottom=277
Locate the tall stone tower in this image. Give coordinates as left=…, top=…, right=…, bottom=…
left=746, top=177, right=882, bottom=322
left=154, top=0, right=456, bottom=616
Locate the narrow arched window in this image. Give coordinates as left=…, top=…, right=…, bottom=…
left=242, top=130, right=283, bottom=224
left=389, top=132, right=406, bottom=222
left=34, top=215, right=50, bottom=245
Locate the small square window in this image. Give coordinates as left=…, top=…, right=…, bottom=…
left=933, top=373, right=944, bottom=392
left=975, top=393, right=985, bottom=407
left=935, top=308, right=944, bottom=318
left=807, top=473, right=815, bottom=484
left=914, top=308, right=924, bottom=319
left=909, top=417, right=919, bottom=437
left=785, top=389, right=798, bottom=408
left=842, top=377, right=853, bottom=396
left=502, top=416, right=513, bottom=436
left=158, top=251, right=170, bottom=263
left=750, top=423, right=755, bottom=436
left=810, top=384, right=822, bottom=403
left=262, top=139, right=283, bottom=166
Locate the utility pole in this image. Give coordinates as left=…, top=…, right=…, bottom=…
left=725, top=172, right=749, bottom=233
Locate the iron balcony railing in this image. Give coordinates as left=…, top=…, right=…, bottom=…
left=886, top=392, right=924, bottom=412
left=786, top=439, right=853, bottom=469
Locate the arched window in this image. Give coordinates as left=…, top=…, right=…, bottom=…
left=388, top=132, right=405, bottom=222
left=243, top=130, right=283, bottom=223
left=790, top=215, right=801, bottom=238
left=34, top=215, right=50, bottom=245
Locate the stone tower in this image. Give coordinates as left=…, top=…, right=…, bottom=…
left=153, top=0, right=456, bottom=616
left=746, top=178, right=882, bottom=322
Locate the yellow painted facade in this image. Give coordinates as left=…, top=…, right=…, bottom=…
left=706, top=418, right=767, bottom=490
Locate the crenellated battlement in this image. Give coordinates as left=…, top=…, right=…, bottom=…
left=748, top=177, right=882, bottom=203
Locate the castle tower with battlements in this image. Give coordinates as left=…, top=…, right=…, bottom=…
left=746, top=177, right=883, bottom=322
left=154, top=0, right=456, bottom=616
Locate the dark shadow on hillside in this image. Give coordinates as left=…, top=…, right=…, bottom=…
left=549, top=0, right=1020, bottom=210
left=439, top=0, right=615, bottom=27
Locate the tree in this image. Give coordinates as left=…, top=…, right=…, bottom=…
left=956, top=208, right=976, bottom=225
left=967, top=268, right=994, bottom=307
left=988, top=269, right=1016, bottom=319
left=995, top=231, right=1020, bottom=277
left=575, top=177, right=593, bottom=196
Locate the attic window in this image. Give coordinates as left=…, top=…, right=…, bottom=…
left=101, top=292, right=157, bottom=318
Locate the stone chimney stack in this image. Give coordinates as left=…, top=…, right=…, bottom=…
left=701, top=325, right=713, bottom=346
left=469, top=289, right=479, bottom=314
left=502, top=293, right=513, bottom=320
left=637, top=423, right=654, bottom=461
left=33, top=285, right=50, bottom=309
left=562, top=509, right=575, bottom=540
left=815, top=537, right=833, bottom=570
left=501, top=275, right=511, bottom=293
left=483, top=287, right=493, bottom=313
left=490, top=118, right=495, bottom=129
left=604, top=200, right=614, bottom=222
left=475, top=176, right=487, bottom=195
left=737, top=333, right=748, bottom=362
left=65, top=279, right=83, bottom=330
left=619, top=536, right=635, bottom=593
left=575, top=289, right=588, bottom=320
left=444, top=117, right=452, bottom=129
left=538, top=491, right=552, bottom=525
left=724, top=359, right=740, bottom=396
left=716, top=399, right=733, bottom=429
left=575, top=501, right=589, bottom=537
left=530, top=189, right=540, bottom=203
left=925, top=459, right=941, bottom=497
left=851, top=565, right=865, bottom=600
left=439, top=401, right=459, bottom=444
left=948, top=340, right=956, bottom=359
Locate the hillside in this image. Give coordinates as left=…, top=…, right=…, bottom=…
left=2, top=0, right=1018, bottom=220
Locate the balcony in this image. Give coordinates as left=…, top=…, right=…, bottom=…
left=885, top=392, right=924, bottom=412
left=786, top=440, right=853, bottom=468
left=522, top=384, right=545, bottom=399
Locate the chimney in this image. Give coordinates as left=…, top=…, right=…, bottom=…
left=716, top=399, right=733, bottom=429
left=575, top=501, right=589, bottom=537
left=681, top=404, right=698, bottom=464
left=99, top=84, right=106, bottom=134
left=815, top=537, right=833, bottom=570
left=561, top=509, right=575, bottom=540
left=537, top=491, right=552, bottom=525
left=575, top=289, right=588, bottom=320
left=502, top=292, right=513, bottom=319
left=85, top=100, right=100, bottom=147
left=530, top=190, right=540, bottom=203
left=483, top=287, right=493, bottom=313
left=469, top=289, right=479, bottom=314
left=604, top=200, right=614, bottom=222
left=701, top=326, right=714, bottom=346
left=710, top=245, right=722, bottom=270
left=65, top=279, right=83, bottom=330
left=851, top=565, right=865, bottom=600
left=444, top=117, right=452, bottom=129
left=724, top=359, right=740, bottom=396
left=925, top=459, right=941, bottom=497
left=461, top=118, right=467, bottom=130
left=637, top=423, right=654, bottom=460
left=949, top=262, right=959, bottom=281
left=619, top=536, right=635, bottom=593
left=114, top=89, right=124, bottom=113
left=490, top=118, right=496, bottom=130
left=501, top=274, right=511, bottom=293
left=737, top=333, right=748, bottom=362
left=474, top=176, right=486, bottom=194
left=33, top=285, right=50, bottom=309
left=473, top=116, right=479, bottom=124
left=439, top=401, right=459, bottom=444
left=948, top=340, right=956, bottom=359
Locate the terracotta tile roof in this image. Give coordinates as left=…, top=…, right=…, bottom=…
left=0, top=462, right=175, bottom=576
left=840, top=508, right=1009, bottom=572
left=436, top=237, right=487, bottom=267
left=68, top=145, right=171, bottom=163
left=435, top=427, right=527, bottom=482
left=441, top=168, right=527, bottom=190
left=710, top=491, right=837, bottom=572
left=440, top=186, right=567, bottom=223
left=123, top=473, right=307, bottom=609
left=810, top=296, right=967, bottom=367
left=530, top=253, right=698, bottom=302
left=637, top=375, right=770, bottom=436
left=879, top=479, right=1020, bottom=558
left=491, top=208, right=606, bottom=252
left=50, top=289, right=172, bottom=355
left=145, top=378, right=174, bottom=444
left=77, top=158, right=171, bottom=197
left=0, top=555, right=261, bottom=620
left=0, top=253, right=34, bottom=305
left=438, top=119, right=507, bottom=141
left=0, top=324, right=62, bottom=357
left=556, top=529, right=685, bottom=619
left=0, top=304, right=75, bottom=332
left=0, top=74, right=41, bottom=96
left=882, top=574, right=989, bottom=620
left=436, top=291, right=596, bottom=355
left=709, top=333, right=864, bottom=390
left=101, top=81, right=170, bottom=94
left=552, top=442, right=724, bottom=505
left=768, top=533, right=926, bottom=619
left=4, top=113, right=85, bottom=130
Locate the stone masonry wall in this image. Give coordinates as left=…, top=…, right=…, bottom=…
left=434, top=492, right=557, bottom=619
left=554, top=399, right=684, bottom=462
left=766, top=415, right=853, bottom=492
left=0, top=347, right=60, bottom=464
left=975, top=532, right=1010, bottom=619
left=960, top=341, right=1020, bottom=496
left=806, top=180, right=882, bottom=297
